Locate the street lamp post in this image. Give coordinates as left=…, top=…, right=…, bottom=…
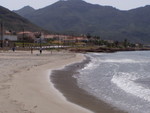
left=35, top=32, right=42, bottom=54
left=22, top=28, right=25, bottom=48
left=39, top=32, right=42, bottom=54
left=40, top=34, right=42, bottom=49
left=0, top=21, right=3, bottom=48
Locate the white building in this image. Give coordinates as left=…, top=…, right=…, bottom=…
left=3, top=35, right=17, bottom=41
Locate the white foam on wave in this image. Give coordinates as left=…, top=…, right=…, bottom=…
left=111, top=72, right=150, bottom=102
left=81, top=56, right=99, bottom=71
left=99, top=59, right=149, bottom=63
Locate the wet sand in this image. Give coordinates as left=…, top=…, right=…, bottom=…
left=51, top=57, right=127, bottom=113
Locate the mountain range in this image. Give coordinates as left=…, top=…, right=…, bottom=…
left=0, top=6, right=44, bottom=32
left=12, top=0, right=150, bottom=43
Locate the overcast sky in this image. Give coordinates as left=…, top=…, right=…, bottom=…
left=1, top=0, right=150, bottom=11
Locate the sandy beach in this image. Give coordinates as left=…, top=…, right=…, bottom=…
left=0, top=50, right=92, bottom=113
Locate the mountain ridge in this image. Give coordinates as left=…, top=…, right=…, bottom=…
left=14, top=6, right=35, bottom=17
left=0, top=6, right=45, bottom=32
left=14, top=1, right=150, bottom=44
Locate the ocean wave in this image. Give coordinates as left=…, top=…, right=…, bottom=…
left=111, top=72, right=150, bottom=102
left=75, top=51, right=150, bottom=113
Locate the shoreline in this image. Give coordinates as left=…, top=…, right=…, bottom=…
left=51, top=55, right=127, bottom=113
left=0, top=50, right=92, bottom=113
left=69, top=47, right=150, bottom=53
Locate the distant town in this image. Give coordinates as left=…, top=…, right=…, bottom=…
left=0, top=27, right=147, bottom=53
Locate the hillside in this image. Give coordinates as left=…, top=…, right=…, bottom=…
left=14, top=6, right=35, bottom=17
left=0, top=6, right=43, bottom=32
left=15, top=0, right=150, bottom=44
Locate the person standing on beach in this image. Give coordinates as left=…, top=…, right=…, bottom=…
left=40, top=48, right=42, bottom=54
left=31, top=46, right=33, bottom=54
left=12, top=47, right=15, bottom=52
left=12, top=43, right=16, bottom=52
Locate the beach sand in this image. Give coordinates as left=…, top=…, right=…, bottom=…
left=0, top=50, right=92, bottom=113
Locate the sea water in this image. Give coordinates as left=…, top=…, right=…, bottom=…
left=74, top=51, right=150, bottom=113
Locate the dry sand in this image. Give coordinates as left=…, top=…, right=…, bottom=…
left=0, top=50, right=92, bottom=113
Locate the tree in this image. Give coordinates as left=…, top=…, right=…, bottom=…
left=123, top=39, right=128, bottom=48
left=34, top=32, right=41, bottom=39
left=114, top=41, right=119, bottom=48
left=86, top=33, right=91, bottom=40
